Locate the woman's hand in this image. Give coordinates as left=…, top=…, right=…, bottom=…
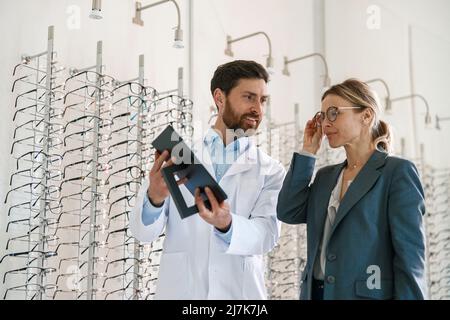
left=302, top=116, right=323, bottom=155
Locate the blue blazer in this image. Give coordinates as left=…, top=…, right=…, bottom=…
left=277, top=150, right=428, bottom=300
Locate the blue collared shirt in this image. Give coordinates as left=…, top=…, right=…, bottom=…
left=142, top=128, right=250, bottom=245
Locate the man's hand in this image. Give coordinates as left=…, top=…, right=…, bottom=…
left=195, top=187, right=232, bottom=232
left=147, top=150, right=187, bottom=206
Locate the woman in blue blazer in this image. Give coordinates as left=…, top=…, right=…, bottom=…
left=277, top=79, right=427, bottom=300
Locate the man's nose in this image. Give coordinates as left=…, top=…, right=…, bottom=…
left=250, top=101, right=263, bottom=115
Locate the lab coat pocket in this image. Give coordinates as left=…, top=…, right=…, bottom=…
left=155, top=252, right=191, bottom=299
left=242, top=255, right=267, bottom=299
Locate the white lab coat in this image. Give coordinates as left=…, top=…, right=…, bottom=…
left=129, top=133, right=286, bottom=300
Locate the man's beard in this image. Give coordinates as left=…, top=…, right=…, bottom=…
left=222, top=101, right=261, bottom=133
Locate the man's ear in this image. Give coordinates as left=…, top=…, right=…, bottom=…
left=213, top=88, right=225, bottom=110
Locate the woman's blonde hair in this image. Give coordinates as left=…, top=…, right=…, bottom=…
left=322, top=78, right=392, bottom=153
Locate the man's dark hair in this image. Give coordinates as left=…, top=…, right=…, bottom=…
left=210, top=60, right=269, bottom=96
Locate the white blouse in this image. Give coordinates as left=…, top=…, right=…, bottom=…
left=313, top=168, right=353, bottom=280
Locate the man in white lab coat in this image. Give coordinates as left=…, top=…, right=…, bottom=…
left=130, top=60, right=286, bottom=299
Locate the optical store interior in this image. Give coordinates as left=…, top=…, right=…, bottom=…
left=0, top=0, right=449, bottom=300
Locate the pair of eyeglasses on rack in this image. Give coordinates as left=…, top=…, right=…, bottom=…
left=10, top=165, right=62, bottom=186
left=7, top=194, right=62, bottom=218
left=5, top=213, right=59, bottom=233
left=150, top=94, right=193, bottom=109
left=62, top=143, right=112, bottom=159
left=62, top=159, right=112, bottom=180
left=106, top=181, right=141, bottom=200
left=113, top=82, right=158, bottom=98
left=110, top=111, right=139, bottom=125
left=10, top=135, right=63, bottom=155
left=63, top=84, right=114, bottom=104
left=107, top=138, right=144, bottom=150
left=12, top=102, right=64, bottom=122
left=62, top=99, right=113, bottom=118
left=104, top=226, right=135, bottom=244
left=14, top=87, right=64, bottom=107
left=64, top=70, right=116, bottom=88
left=148, top=108, right=193, bottom=124
left=63, top=130, right=112, bottom=153
left=58, top=171, right=105, bottom=191
left=4, top=181, right=61, bottom=204
left=15, top=150, right=63, bottom=170
left=104, top=166, right=145, bottom=185
left=52, top=287, right=106, bottom=300
left=102, top=264, right=150, bottom=288
left=107, top=152, right=147, bottom=166
left=112, top=95, right=150, bottom=113
left=269, top=257, right=303, bottom=273
left=64, top=115, right=113, bottom=133
left=13, top=119, right=64, bottom=140
left=0, top=249, right=57, bottom=265
left=57, top=255, right=107, bottom=272
left=3, top=283, right=58, bottom=300
left=5, top=232, right=59, bottom=251
left=12, top=73, right=61, bottom=93
left=56, top=190, right=107, bottom=215
left=147, top=122, right=194, bottom=139
left=3, top=265, right=57, bottom=285
left=12, top=57, right=61, bottom=77
left=104, top=284, right=151, bottom=300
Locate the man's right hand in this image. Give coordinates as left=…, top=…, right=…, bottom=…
left=147, top=150, right=187, bottom=206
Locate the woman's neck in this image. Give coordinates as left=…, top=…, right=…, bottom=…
left=344, top=139, right=376, bottom=170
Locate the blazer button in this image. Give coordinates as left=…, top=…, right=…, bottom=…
left=327, top=254, right=336, bottom=262
left=326, top=276, right=335, bottom=284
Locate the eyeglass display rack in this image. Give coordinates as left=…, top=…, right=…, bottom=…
left=2, top=26, right=193, bottom=300
left=422, top=161, right=450, bottom=300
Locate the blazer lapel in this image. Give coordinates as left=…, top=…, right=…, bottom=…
left=329, top=150, right=388, bottom=237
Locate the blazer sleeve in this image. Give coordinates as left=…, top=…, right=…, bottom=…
left=129, top=178, right=169, bottom=243
left=276, top=152, right=316, bottom=225
left=388, top=160, right=428, bottom=300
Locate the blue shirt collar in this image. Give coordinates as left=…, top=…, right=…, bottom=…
left=204, top=127, right=249, bottom=154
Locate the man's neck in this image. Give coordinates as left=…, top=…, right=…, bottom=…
left=213, top=118, right=234, bottom=146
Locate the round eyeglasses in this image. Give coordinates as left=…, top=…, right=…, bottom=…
left=314, top=106, right=362, bottom=125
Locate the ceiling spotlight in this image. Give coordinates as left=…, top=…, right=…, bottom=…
left=435, top=115, right=450, bottom=130
left=366, top=79, right=391, bottom=114
left=133, top=1, right=184, bottom=49
left=390, top=94, right=433, bottom=127
left=225, top=32, right=274, bottom=74
left=173, top=28, right=184, bottom=49
left=89, top=0, right=103, bottom=19
left=283, top=53, right=330, bottom=88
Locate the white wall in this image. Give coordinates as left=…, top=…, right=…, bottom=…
left=324, top=0, right=450, bottom=167
left=190, top=0, right=319, bottom=128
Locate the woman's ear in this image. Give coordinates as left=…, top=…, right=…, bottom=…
left=213, top=88, right=225, bottom=111
left=362, top=108, right=374, bottom=125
